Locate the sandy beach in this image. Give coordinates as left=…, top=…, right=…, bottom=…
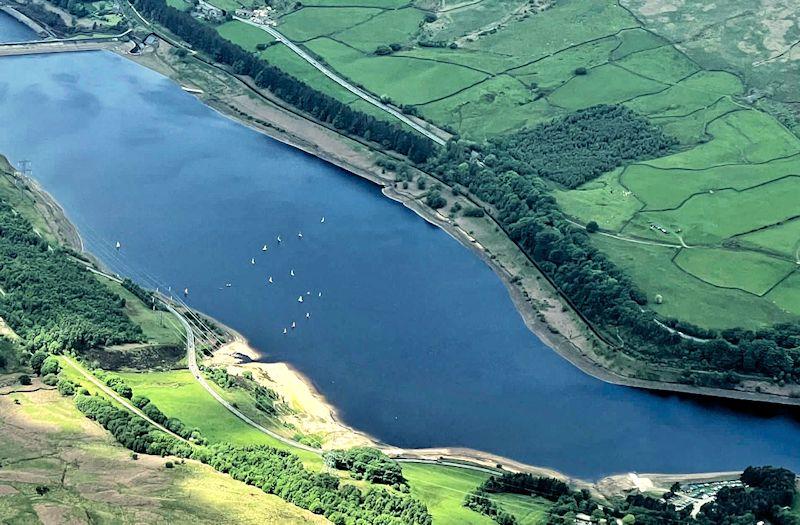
left=208, top=339, right=375, bottom=450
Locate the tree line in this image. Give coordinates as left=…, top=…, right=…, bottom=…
left=426, top=105, right=800, bottom=386
left=0, top=200, right=143, bottom=355
left=131, top=0, right=436, bottom=163
left=67, top=372, right=431, bottom=524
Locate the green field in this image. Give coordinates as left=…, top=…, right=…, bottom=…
left=402, top=463, right=553, bottom=525
left=403, top=463, right=493, bottom=525
left=277, top=6, right=381, bottom=42
left=332, top=7, right=426, bottom=51
left=217, top=20, right=273, bottom=51
left=305, top=37, right=488, bottom=105
left=115, top=370, right=323, bottom=468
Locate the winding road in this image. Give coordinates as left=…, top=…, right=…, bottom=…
left=170, top=303, right=323, bottom=453
left=233, top=16, right=448, bottom=146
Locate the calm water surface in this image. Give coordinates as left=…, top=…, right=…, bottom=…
left=0, top=17, right=797, bottom=479
left=0, top=12, right=38, bottom=42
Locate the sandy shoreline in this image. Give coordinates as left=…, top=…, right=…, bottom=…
left=208, top=340, right=375, bottom=450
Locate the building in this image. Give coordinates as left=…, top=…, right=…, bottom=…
left=193, top=0, right=224, bottom=21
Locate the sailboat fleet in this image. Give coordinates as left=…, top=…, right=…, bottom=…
left=118, top=217, right=326, bottom=339
left=241, top=217, right=328, bottom=335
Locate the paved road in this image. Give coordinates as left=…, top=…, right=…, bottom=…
left=234, top=17, right=447, bottom=146
left=62, top=355, right=192, bottom=445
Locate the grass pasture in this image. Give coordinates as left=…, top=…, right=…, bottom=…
left=589, top=236, right=795, bottom=329
left=305, top=37, right=488, bottom=105
left=492, top=493, right=551, bottom=524
left=402, top=463, right=554, bottom=525
left=332, top=7, right=426, bottom=51
left=165, top=0, right=190, bottom=10
left=554, top=168, right=644, bottom=231
left=674, top=248, right=795, bottom=296
left=620, top=155, right=800, bottom=210
left=402, top=463, right=493, bottom=525
left=277, top=7, right=381, bottom=42
left=432, top=0, right=528, bottom=42
left=216, top=20, right=273, bottom=51
left=632, top=176, right=800, bottom=246
left=614, top=45, right=698, bottom=84
left=417, top=76, right=557, bottom=138
left=735, top=219, right=800, bottom=260
left=115, top=370, right=323, bottom=468
left=547, top=64, right=666, bottom=110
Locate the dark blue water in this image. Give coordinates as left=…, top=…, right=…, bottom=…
left=0, top=36, right=798, bottom=478
left=0, top=11, right=37, bottom=42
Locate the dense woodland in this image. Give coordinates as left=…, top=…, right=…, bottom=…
left=0, top=200, right=142, bottom=354
left=427, top=105, right=800, bottom=386
left=493, top=105, right=674, bottom=188
left=131, top=0, right=435, bottom=163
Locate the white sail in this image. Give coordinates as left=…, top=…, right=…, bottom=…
left=305, top=312, right=310, bottom=319
left=283, top=328, right=287, bottom=334
left=277, top=235, right=282, bottom=243
left=297, top=232, right=303, bottom=239
left=290, top=269, right=295, bottom=277
left=298, top=296, right=303, bottom=303
left=291, top=321, right=296, bottom=329
left=115, top=241, right=121, bottom=250
left=250, top=258, right=256, bottom=265
left=268, top=276, right=273, bottom=284
left=262, top=244, right=267, bottom=251
left=320, top=217, right=325, bottom=223
left=318, top=292, right=322, bottom=297
left=183, top=288, right=189, bottom=296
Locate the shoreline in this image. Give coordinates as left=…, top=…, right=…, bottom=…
left=0, top=38, right=788, bottom=483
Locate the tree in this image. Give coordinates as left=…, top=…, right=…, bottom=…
left=586, top=221, right=599, bottom=233
left=30, top=350, right=48, bottom=374
left=19, top=374, right=31, bottom=385
left=425, top=190, right=447, bottom=209
left=622, top=513, right=635, bottom=525
left=574, top=67, right=588, bottom=75
left=40, top=356, right=60, bottom=376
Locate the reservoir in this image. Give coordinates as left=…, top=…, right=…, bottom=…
left=1, top=17, right=798, bottom=479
